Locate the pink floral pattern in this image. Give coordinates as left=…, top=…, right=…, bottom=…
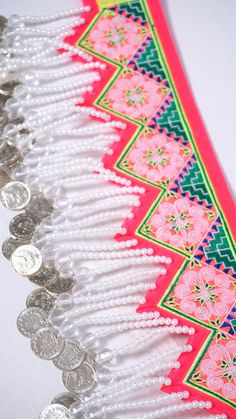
left=172, top=266, right=235, bottom=323
left=121, top=132, right=190, bottom=184
left=103, top=73, right=170, bottom=121
left=192, top=338, right=236, bottom=401
left=84, top=12, right=147, bottom=62
left=146, top=196, right=211, bottom=253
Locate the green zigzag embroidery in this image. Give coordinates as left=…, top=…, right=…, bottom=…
left=204, top=224, right=236, bottom=272
left=135, top=37, right=168, bottom=80
left=116, top=0, right=147, bottom=22
left=156, top=100, right=189, bottom=143
left=179, top=160, right=213, bottom=207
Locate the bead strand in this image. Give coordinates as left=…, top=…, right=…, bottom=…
left=92, top=323, right=194, bottom=340
left=90, top=391, right=189, bottom=416
left=67, top=247, right=154, bottom=261
left=88, top=255, right=172, bottom=277
left=71, top=282, right=154, bottom=304
left=135, top=400, right=212, bottom=419
left=8, top=7, right=91, bottom=25
left=107, top=341, right=192, bottom=365
left=22, top=61, right=105, bottom=84
left=82, top=267, right=165, bottom=293
left=80, top=376, right=171, bottom=411
left=104, top=358, right=180, bottom=381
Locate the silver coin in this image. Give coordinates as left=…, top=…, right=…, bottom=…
left=26, top=193, right=54, bottom=221
left=46, top=277, right=75, bottom=295
left=0, top=181, right=31, bottom=210
left=17, top=307, right=49, bottom=338
left=62, top=362, right=96, bottom=394
left=0, top=145, right=20, bottom=167
left=10, top=244, right=42, bottom=276
left=0, top=80, right=19, bottom=95
left=53, top=340, right=85, bottom=372
left=0, top=167, right=11, bottom=188
left=31, top=327, right=65, bottom=360
left=9, top=213, right=38, bottom=240
left=39, top=404, right=69, bottom=419
left=2, top=236, right=25, bottom=260
left=26, top=288, right=56, bottom=314
left=51, top=392, right=77, bottom=409
left=28, top=263, right=59, bottom=287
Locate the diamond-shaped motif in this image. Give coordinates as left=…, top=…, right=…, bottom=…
left=99, top=71, right=171, bottom=123
left=140, top=194, right=213, bottom=255
left=80, top=9, right=148, bottom=64
left=118, top=129, right=191, bottom=187
left=188, top=334, right=236, bottom=405
left=163, top=264, right=235, bottom=328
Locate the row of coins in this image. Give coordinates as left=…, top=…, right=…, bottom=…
left=0, top=79, right=96, bottom=417
left=17, top=306, right=96, bottom=393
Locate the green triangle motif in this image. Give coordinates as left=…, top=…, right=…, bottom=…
left=135, top=37, right=168, bottom=80
left=116, top=1, right=146, bottom=22
left=156, top=100, right=189, bottom=143
left=204, top=224, right=236, bottom=272
left=179, top=160, right=213, bottom=207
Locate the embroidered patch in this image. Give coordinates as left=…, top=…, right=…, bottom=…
left=118, top=129, right=191, bottom=187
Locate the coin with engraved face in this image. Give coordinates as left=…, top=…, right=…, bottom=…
left=0, top=145, right=20, bottom=167
left=53, top=340, right=85, bottom=372
left=17, top=307, right=49, bottom=338
left=1, top=237, right=25, bottom=260
left=46, top=276, right=75, bottom=295
left=26, top=193, right=54, bottom=221
left=10, top=244, right=42, bottom=276
left=0, top=181, right=31, bottom=210
left=62, top=362, right=96, bottom=394
left=26, top=288, right=56, bottom=314
left=39, top=404, right=69, bottom=419
left=31, top=327, right=65, bottom=360
left=51, top=392, right=77, bottom=409
left=9, top=213, right=37, bottom=240
left=28, top=263, right=59, bottom=287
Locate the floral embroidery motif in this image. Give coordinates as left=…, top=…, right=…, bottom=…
left=191, top=338, right=236, bottom=402
left=142, top=196, right=211, bottom=254
left=120, top=131, right=191, bottom=186
left=82, top=12, right=147, bottom=62
left=101, top=73, right=170, bottom=122
left=166, top=266, right=235, bottom=325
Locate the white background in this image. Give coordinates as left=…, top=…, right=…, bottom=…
left=0, top=1, right=235, bottom=418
